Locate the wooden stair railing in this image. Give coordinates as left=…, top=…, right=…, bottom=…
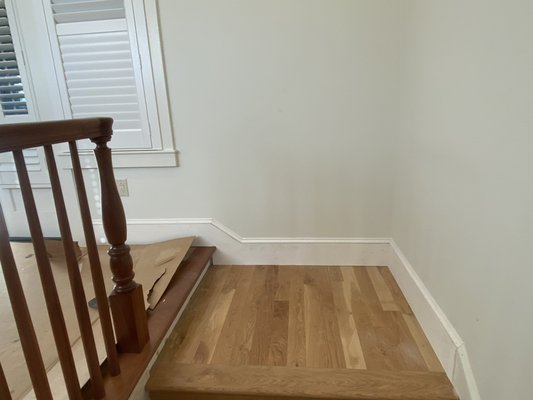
left=0, top=118, right=148, bottom=399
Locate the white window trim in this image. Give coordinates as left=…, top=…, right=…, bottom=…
left=43, top=0, right=178, bottom=168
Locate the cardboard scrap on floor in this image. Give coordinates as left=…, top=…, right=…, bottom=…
left=81, top=236, right=195, bottom=310
left=0, top=236, right=194, bottom=400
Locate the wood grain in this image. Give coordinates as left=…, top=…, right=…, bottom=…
left=91, top=134, right=149, bottom=354
left=0, top=203, right=52, bottom=399
left=0, top=118, right=112, bottom=152
left=69, top=140, right=120, bottom=376
left=82, top=247, right=215, bottom=400
left=148, top=265, right=456, bottom=400
left=0, top=362, right=11, bottom=400
left=154, top=266, right=444, bottom=372
left=148, top=363, right=458, bottom=400
left=45, top=145, right=105, bottom=398
left=14, top=150, right=82, bottom=400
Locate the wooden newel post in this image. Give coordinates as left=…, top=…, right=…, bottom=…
left=91, top=129, right=149, bottom=353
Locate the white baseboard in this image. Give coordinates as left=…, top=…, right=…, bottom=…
left=93, top=218, right=391, bottom=266
left=388, top=240, right=480, bottom=400
left=92, top=218, right=479, bottom=400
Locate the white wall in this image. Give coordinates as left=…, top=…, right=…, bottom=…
left=113, top=0, right=407, bottom=238
left=391, top=1, right=533, bottom=399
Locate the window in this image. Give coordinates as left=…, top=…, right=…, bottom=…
left=0, top=0, right=34, bottom=121
left=1, top=0, right=177, bottom=168
left=0, top=0, right=43, bottom=187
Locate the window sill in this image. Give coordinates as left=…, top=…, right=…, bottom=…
left=57, top=148, right=179, bottom=169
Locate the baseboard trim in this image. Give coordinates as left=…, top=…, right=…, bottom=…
left=93, top=218, right=391, bottom=266
left=92, top=217, right=479, bottom=399
left=388, top=240, right=480, bottom=400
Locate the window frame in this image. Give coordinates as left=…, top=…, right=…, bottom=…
left=42, top=0, right=178, bottom=168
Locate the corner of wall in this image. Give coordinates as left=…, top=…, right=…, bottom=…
left=387, top=240, right=480, bottom=400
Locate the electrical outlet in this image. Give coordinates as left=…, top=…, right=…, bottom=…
left=116, top=179, right=129, bottom=197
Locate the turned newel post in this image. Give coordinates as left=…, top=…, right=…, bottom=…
left=91, top=126, right=149, bottom=353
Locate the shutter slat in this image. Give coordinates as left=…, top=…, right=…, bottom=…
left=0, top=52, right=16, bottom=61
left=61, top=50, right=130, bottom=62
left=70, top=93, right=138, bottom=105
left=0, top=68, right=19, bottom=75
left=0, top=76, right=23, bottom=84
left=109, top=120, right=141, bottom=130
left=63, top=59, right=131, bottom=71
left=59, top=30, right=127, bottom=45
left=0, top=43, right=14, bottom=51
left=0, top=92, right=24, bottom=99
left=52, top=0, right=124, bottom=14
left=67, top=76, right=136, bottom=88
left=53, top=9, right=124, bottom=24
left=71, top=102, right=137, bottom=113
left=0, top=60, right=16, bottom=67
left=60, top=40, right=130, bottom=53
left=75, top=110, right=140, bottom=119
left=65, top=67, right=133, bottom=80
left=0, top=100, right=26, bottom=106
left=3, top=109, right=29, bottom=115
left=0, top=84, right=23, bottom=91
left=68, top=85, right=137, bottom=97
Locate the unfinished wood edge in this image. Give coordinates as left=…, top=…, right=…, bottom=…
left=129, top=255, right=213, bottom=400
left=388, top=240, right=480, bottom=400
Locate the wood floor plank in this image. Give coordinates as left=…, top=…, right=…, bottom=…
left=367, top=267, right=401, bottom=312
left=351, top=268, right=391, bottom=370
left=193, top=284, right=235, bottom=364
left=319, top=268, right=348, bottom=369
left=402, top=313, right=444, bottom=372
left=248, top=266, right=278, bottom=365
left=330, top=278, right=366, bottom=369
left=211, top=267, right=255, bottom=365
left=286, top=268, right=307, bottom=368
left=267, top=301, right=289, bottom=366
left=228, top=266, right=266, bottom=366
left=275, top=267, right=291, bottom=301
left=146, top=258, right=218, bottom=367
left=379, top=267, right=413, bottom=315
left=302, top=268, right=345, bottom=369
left=171, top=267, right=229, bottom=363
left=147, top=363, right=459, bottom=400
left=388, top=311, right=428, bottom=372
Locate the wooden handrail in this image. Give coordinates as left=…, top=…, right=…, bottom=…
left=0, top=117, right=149, bottom=398
left=0, top=117, right=112, bottom=152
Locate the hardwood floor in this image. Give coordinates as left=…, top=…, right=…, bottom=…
left=147, top=265, right=458, bottom=400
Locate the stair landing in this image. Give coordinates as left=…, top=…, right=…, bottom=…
left=147, top=265, right=458, bottom=400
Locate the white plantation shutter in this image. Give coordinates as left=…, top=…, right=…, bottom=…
left=47, top=0, right=153, bottom=149
left=0, top=0, right=31, bottom=120
left=0, top=1, right=47, bottom=187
